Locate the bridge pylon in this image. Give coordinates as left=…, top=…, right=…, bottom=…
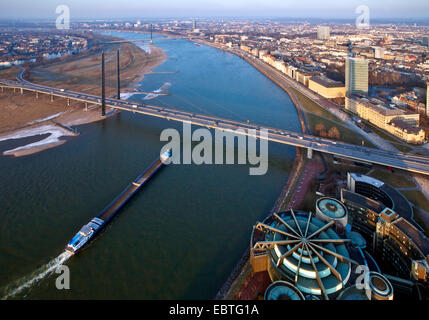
left=101, top=51, right=106, bottom=116
left=117, top=49, right=120, bottom=100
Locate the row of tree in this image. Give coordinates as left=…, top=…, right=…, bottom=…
left=314, top=123, right=341, bottom=139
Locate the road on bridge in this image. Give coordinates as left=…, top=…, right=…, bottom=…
left=2, top=78, right=429, bottom=176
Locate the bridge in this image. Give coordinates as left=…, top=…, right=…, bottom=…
left=2, top=78, right=429, bottom=176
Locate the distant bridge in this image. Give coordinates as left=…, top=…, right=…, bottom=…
left=2, top=79, right=429, bottom=176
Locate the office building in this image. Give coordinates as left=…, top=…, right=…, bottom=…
left=374, top=47, right=385, bottom=59
left=427, top=82, right=429, bottom=117
left=248, top=173, right=429, bottom=300
left=309, top=76, right=346, bottom=99
left=345, top=95, right=425, bottom=144
left=317, top=26, right=330, bottom=41
left=345, top=57, right=369, bottom=95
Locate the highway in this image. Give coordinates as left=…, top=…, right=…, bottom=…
left=2, top=78, right=429, bottom=176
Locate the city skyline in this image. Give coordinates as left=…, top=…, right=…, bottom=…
left=1, top=0, right=429, bottom=20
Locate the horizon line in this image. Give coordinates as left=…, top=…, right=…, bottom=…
left=1, top=16, right=429, bottom=22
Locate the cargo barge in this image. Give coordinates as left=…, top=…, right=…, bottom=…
left=65, top=150, right=172, bottom=254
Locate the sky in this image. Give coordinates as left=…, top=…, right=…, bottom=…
left=0, top=0, right=428, bottom=20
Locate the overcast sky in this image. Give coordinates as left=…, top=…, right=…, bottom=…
left=1, top=0, right=428, bottom=19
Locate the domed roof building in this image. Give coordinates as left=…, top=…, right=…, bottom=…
left=251, top=209, right=359, bottom=299
left=264, top=281, right=305, bottom=300
left=248, top=172, right=429, bottom=300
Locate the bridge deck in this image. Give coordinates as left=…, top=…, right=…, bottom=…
left=2, top=79, right=429, bottom=176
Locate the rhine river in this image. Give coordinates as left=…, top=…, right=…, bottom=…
left=0, top=32, right=301, bottom=299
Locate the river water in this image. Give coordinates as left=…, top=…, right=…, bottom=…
left=0, top=32, right=301, bottom=299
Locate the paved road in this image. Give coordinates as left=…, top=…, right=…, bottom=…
left=2, top=78, right=429, bottom=176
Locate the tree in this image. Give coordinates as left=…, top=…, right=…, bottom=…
left=315, top=123, right=326, bottom=135
left=328, top=127, right=340, bottom=139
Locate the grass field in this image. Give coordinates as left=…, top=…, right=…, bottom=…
left=291, top=87, right=341, bottom=122
left=0, top=66, right=21, bottom=80
left=390, top=142, right=414, bottom=153
left=358, top=118, right=416, bottom=153
left=413, top=208, right=429, bottom=236
left=368, top=169, right=417, bottom=189
left=306, top=113, right=377, bottom=148
left=401, top=190, right=429, bottom=211
left=286, top=89, right=377, bottom=148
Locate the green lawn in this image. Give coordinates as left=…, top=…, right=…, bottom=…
left=365, top=121, right=399, bottom=144
left=401, top=190, right=429, bottom=211
left=306, top=113, right=377, bottom=148
left=357, top=119, right=415, bottom=154
left=368, top=169, right=417, bottom=189
left=291, top=88, right=341, bottom=122
left=390, top=143, right=413, bottom=153
left=326, top=161, right=372, bottom=175
left=413, top=208, right=429, bottom=236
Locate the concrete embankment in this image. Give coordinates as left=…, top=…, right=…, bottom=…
left=214, top=148, right=306, bottom=300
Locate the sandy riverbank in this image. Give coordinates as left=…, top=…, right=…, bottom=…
left=0, top=39, right=168, bottom=157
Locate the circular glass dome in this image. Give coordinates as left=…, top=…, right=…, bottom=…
left=264, top=281, right=305, bottom=300
left=257, top=210, right=356, bottom=299
left=368, top=272, right=394, bottom=300
left=317, top=198, right=347, bottom=219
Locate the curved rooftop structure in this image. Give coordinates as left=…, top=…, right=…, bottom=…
left=347, top=231, right=367, bottom=249
left=316, top=197, right=348, bottom=228
left=337, top=285, right=370, bottom=300
left=337, top=272, right=394, bottom=300
left=347, top=173, right=418, bottom=230
left=253, top=210, right=359, bottom=299
left=368, top=272, right=394, bottom=300
left=264, top=281, right=305, bottom=300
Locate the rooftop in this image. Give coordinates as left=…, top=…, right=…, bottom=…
left=349, top=173, right=385, bottom=188
left=341, top=189, right=386, bottom=214
left=257, top=210, right=354, bottom=299
left=389, top=119, right=423, bottom=134
left=348, top=95, right=412, bottom=117
left=393, top=218, right=429, bottom=256
left=310, top=75, right=345, bottom=88
left=316, top=198, right=347, bottom=219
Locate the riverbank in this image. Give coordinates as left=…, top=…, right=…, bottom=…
left=215, top=148, right=307, bottom=300
left=0, top=37, right=168, bottom=157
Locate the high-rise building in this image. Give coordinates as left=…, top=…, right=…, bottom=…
left=192, top=20, right=197, bottom=30
left=374, top=47, right=385, bottom=59
left=423, top=36, right=429, bottom=47
left=427, top=82, right=429, bottom=117
left=345, top=57, right=369, bottom=96
left=317, top=26, right=330, bottom=41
